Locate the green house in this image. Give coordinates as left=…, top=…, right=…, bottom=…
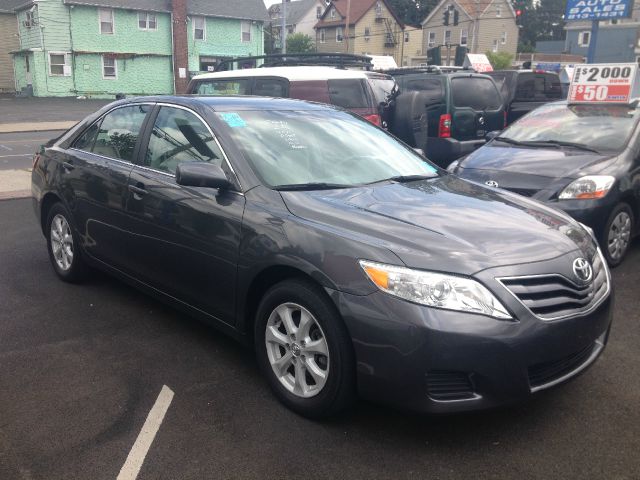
left=5, top=0, right=268, bottom=97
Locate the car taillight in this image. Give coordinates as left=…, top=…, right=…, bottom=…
left=438, top=114, right=451, bottom=138
left=363, top=114, right=382, bottom=126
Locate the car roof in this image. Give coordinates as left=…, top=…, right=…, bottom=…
left=114, top=95, right=336, bottom=112
left=191, top=66, right=374, bottom=82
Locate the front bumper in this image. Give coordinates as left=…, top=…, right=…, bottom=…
left=330, top=258, right=613, bottom=414
left=544, top=197, right=618, bottom=243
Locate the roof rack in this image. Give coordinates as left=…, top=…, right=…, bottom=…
left=214, top=53, right=374, bottom=72
left=383, top=65, right=475, bottom=76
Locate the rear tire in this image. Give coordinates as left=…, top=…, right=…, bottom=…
left=601, top=202, right=634, bottom=267
left=254, top=279, right=356, bottom=418
left=46, top=203, right=88, bottom=282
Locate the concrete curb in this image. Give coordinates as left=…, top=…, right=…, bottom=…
left=0, top=121, right=78, bottom=134
left=0, top=190, right=31, bottom=201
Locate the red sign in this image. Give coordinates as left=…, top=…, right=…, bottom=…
left=568, top=64, right=637, bottom=103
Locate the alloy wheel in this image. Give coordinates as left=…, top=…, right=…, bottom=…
left=607, top=211, right=631, bottom=261
left=50, top=214, right=74, bottom=271
left=265, top=302, right=330, bottom=398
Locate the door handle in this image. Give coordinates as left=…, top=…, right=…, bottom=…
left=62, top=161, right=74, bottom=172
left=128, top=184, right=147, bottom=199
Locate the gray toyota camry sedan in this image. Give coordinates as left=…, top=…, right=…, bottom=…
left=32, top=96, right=613, bottom=418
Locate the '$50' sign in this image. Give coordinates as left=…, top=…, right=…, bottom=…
left=569, top=64, right=637, bottom=103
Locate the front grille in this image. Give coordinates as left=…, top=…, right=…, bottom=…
left=503, top=187, right=537, bottom=198
left=426, top=371, right=475, bottom=401
left=499, top=251, right=609, bottom=320
left=528, top=343, right=595, bottom=388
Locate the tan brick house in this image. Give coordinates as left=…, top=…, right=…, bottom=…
left=421, top=0, right=518, bottom=65
left=315, top=0, right=410, bottom=66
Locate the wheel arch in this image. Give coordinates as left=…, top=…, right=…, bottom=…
left=40, top=192, right=63, bottom=236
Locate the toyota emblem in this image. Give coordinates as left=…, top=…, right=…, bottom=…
left=572, top=258, right=593, bottom=283
left=485, top=180, right=499, bottom=188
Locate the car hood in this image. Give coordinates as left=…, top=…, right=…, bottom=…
left=281, top=175, right=594, bottom=275
left=461, top=143, right=616, bottom=178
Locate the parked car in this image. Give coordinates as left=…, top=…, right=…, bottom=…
left=387, top=68, right=505, bottom=167
left=188, top=66, right=397, bottom=128
left=486, top=70, right=563, bottom=125
left=450, top=101, right=639, bottom=266
left=33, top=96, right=612, bottom=418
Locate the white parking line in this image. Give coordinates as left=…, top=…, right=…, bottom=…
left=0, top=154, right=31, bottom=158
left=117, top=385, right=175, bottom=480
left=0, top=145, right=12, bottom=151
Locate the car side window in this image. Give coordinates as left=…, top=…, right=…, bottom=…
left=252, top=78, right=288, bottom=97
left=195, top=79, right=249, bottom=95
left=145, top=106, right=224, bottom=175
left=84, top=105, right=150, bottom=162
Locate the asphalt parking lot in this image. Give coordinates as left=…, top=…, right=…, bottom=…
left=0, top=197, right=639, bottom=480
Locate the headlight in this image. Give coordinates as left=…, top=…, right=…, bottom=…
left=446, top=160, right=460, bottom=173
left=559, top=175, right=615, bottom=200
left=359, top=260, right=512, bottom=319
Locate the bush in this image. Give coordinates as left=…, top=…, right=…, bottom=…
left=286, top=33, right=315, bottom=54
left=486, top=51, right=514, bottom=70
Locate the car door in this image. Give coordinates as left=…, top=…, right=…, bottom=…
left=62, top=103, right=152, bottom=270
left=125, top=104, right=245, bottom=325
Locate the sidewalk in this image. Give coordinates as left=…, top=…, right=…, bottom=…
left=0, top=95, right=110, bottom=132
left=0, top=96, right=111, bottom=199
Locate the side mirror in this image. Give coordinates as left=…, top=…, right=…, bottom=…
left=175, top=162, right=232, bottom=190
left=485, top=130, right=501, bottom=141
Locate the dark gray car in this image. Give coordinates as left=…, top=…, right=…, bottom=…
left=32, top=96, right=613, bottom=418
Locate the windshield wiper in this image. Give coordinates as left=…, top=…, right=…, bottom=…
left=524, top=140, right=601, bottom=153
left=273, top=182, right=353, bottom=191
left=494, top=136, right=525, bottom=146
left=386, top=174, right=437, bottom=183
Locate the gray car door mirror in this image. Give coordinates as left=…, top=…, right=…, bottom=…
left=175, top=162, right=232, bottom=190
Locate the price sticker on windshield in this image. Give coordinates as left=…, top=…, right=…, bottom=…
left=569, top=63, right=638, bottom=103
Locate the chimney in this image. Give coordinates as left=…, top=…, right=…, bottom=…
left=172, top=0, right=189, bottom=94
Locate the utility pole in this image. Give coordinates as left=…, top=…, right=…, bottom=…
left=281, top=0, right=287, bottom=54
left=586, top=20, right=599, bottom=63
left=345, top=0, right=351, bottom=53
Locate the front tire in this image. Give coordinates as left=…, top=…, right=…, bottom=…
left=46, top=203, right=88, bottom=282
left=601, top=203, right=634, bottom=267
left=254, top=279, right=355, bottom=418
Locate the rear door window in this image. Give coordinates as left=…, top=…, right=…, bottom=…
left=514, top=73, right=562, bottom=102
left=451, top=77, right=502, bottom=110
left=252, top=78, right=289, bottom=97
left=367, top=78, right=396, bottom=104
left=328, top=79, right=370, bottom=109
left=194, top=79, right=250, bottom=95
left=79, top=105, right=150, bottom=162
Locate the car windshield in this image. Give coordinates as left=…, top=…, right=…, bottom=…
left=497, top=103, right=640, bottom=152
left=215, top=109, right=438, bottom=188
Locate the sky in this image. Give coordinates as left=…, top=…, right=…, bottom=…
left=263, top=0, right=280, bottom=7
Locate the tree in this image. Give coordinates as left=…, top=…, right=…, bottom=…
left=512, top=0, right=565, bottom=52
left=486, top=51, right=514, bottom=70
left=385, top=0, right=433, bottom=25
left=286, top=33, right=315, bottom=53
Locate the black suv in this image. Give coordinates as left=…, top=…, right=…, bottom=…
left=486, top=70, right=563, bottom=126
left=388, top=68, right=505, bottom=167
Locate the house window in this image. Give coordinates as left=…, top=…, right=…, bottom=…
left=496, top=5, right=502, bottom=17
left=138, top=12, right=157, bottom=30
left=49, top=53, right=70, bottom=76
left=578, top=31, right=590, bottom=47
left=460, top=29, right=468, bottom=46
left=319, top=28, right=326, bottom=43
left=102, top=55, right=117, bottom=79
left=330, top=8, right=336, bottom=18
left=404, top=31, right=410, bottom=43
left=336, top=26, right=343, bottom=42
left=99, top=8, right=114, bottom=34
left=492, top=39, right=498, bottom=52
left=428, top=31, right=436, bottom=48
left=316, top=6, right=322, bottom=18
left=375, top=1, right=383, bottom=16
left=365, top=26, right=371, bottom=40
left=501, top=31, right=507, bottom=44
left=444, top=29, right=451, bottom=45
left=25, top=10, right=36, bottom=28
left=241, top=21, right=252, bottom=42
left=193, top=17, right=205, bottom=40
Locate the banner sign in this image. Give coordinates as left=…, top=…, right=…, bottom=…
left=463, top=54, right=493, bottom=72
left=568, top=63, right=638, bottom=103
left=565, top=0, right=633, bottom=21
